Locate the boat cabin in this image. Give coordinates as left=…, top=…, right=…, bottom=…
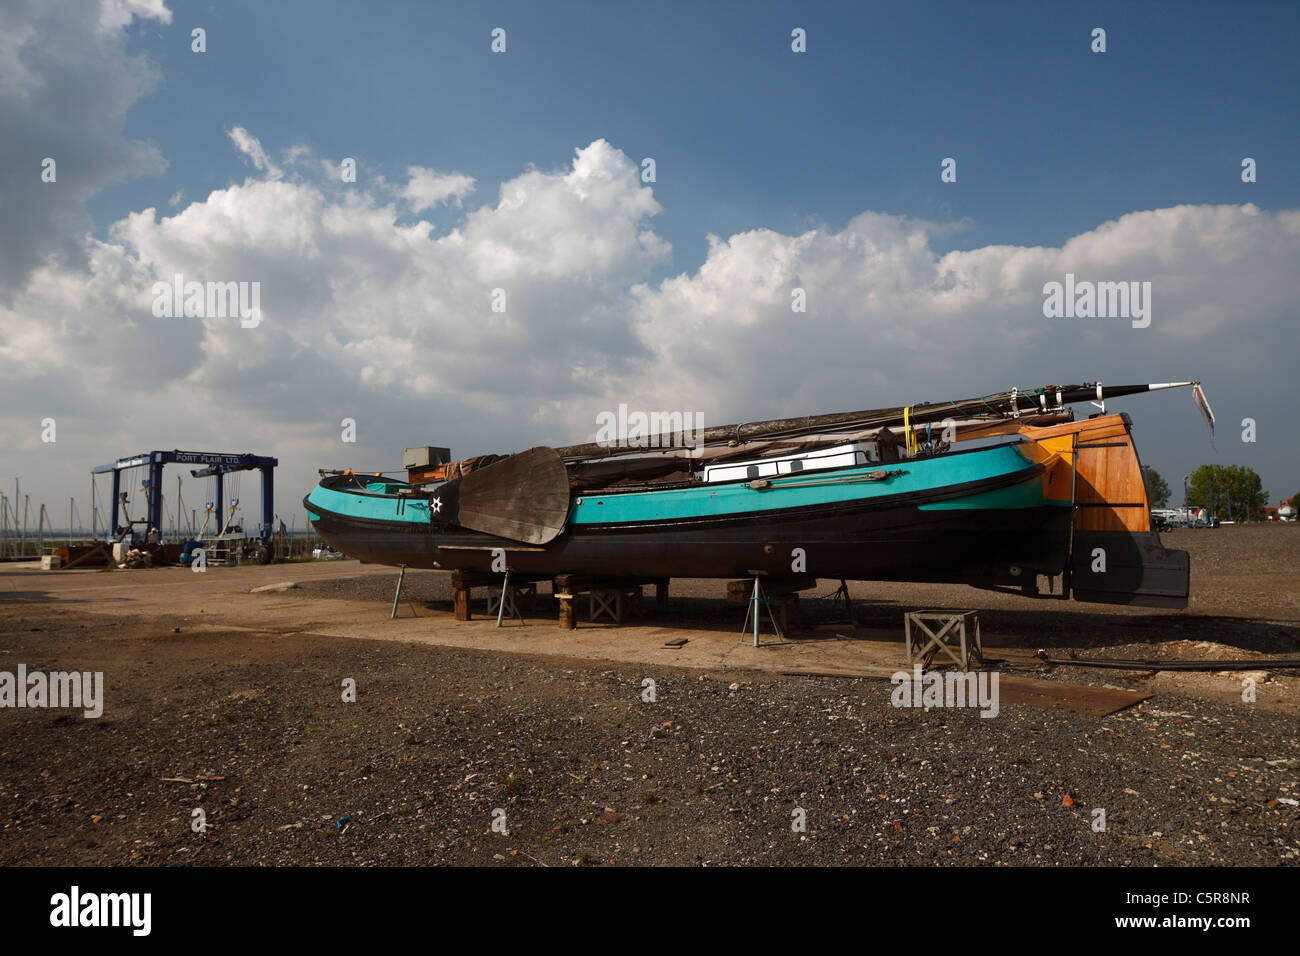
left=702, top=441, right=883, bottom=483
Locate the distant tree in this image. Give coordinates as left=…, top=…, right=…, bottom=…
left=1186, top=465, right=1268, bottom=522
left=1144, top=467, right=1171, bottom=508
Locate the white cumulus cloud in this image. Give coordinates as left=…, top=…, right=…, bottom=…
left=400, top=167, right=476, bottom=212
left=0, top=0, right=170, bottom=293
left=227, top=127, right=284, bottom=180
left=1, top=127, right=1296, bottom=518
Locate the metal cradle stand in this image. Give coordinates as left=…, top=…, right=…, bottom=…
left=390, top=564, right=417, bottom=619
left=489, top=569, right=527, bottom=628
left=740, top=573, right=787, bottom=647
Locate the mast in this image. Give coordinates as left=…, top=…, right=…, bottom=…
left=553, top=382, right=1205, bottom=462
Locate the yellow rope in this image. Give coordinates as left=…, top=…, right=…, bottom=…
left=903, top=405, right=917, bottom=457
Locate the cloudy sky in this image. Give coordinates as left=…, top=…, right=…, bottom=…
left=1, top=0, right=1298, bottom=533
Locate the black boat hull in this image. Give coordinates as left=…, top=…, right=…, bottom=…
left=305, top=493, right=1073, bottom=585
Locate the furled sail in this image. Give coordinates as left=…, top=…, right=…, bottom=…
left=552, top=382, right=1210, bottom=462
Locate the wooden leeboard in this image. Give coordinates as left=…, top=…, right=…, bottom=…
left=457, top=446, right=570, bottom=545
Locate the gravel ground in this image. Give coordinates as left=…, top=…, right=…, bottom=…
left=0, top=619, right=1297, bottom=866
left=298, top=524, right=1300, bottom=697
left=1, top=524, right=1296, bottom=866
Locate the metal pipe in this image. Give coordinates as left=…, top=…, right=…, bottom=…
left=1036, top=650, right=1300, bottom=671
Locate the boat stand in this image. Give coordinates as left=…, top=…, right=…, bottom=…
left=490, top=569, right=527, bottom=627
left=740, top=573, right=787, bottom=647
left=390, top=564, right=417, bottom=619
left=552, top=575, right=656, bottom=630
left=588, top=586, right=642, bottom=624
left=904, top=610, right=982, bottom=670
left=825, top=578, right=855, bottom=624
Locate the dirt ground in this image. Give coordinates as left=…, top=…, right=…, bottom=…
left=0, top=524, right=1296, bottom=866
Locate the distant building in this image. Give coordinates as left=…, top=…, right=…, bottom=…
left=1265, top=500, right=1296, bottom=522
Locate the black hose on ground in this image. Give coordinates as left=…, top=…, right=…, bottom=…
left=1034, top=650, right=1300, bottom=671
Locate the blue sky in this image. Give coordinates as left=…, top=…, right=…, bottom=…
left=98, top=0, right=1300, bottom=275
left=3, top=0, right=1298, bottom=523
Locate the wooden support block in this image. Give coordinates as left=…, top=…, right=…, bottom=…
left=787, top=593, right=801, bottom=630
left=555, top=573, right=655, bottom=593
left=726, top=579, right=752, bottom=603
left=558, top=595, right=577, bottom=630
left=454, top=587, right=471, bottom=621
left=453, top=568, right=503, bottom=590
left=654, top=578, right=669, bottom=605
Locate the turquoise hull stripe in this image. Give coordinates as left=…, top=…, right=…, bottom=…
left=307, top=443, right=1046, bottom=528
left=306, top=485, right=431, bottom=524
left=570, top=443, right=1039, bottom=525
left=918, top=478, right=1069, bottom=511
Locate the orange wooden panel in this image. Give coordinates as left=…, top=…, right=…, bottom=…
left=1014, top=414, right=1151, bottom=532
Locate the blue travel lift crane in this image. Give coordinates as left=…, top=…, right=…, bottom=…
left=91, top=450, right=278, bottom=564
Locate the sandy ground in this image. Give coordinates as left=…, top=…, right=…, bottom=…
left=0, top=524, right=1296, bottom=865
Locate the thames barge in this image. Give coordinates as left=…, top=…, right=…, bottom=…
left=305, top=381, right=1214, bottom=609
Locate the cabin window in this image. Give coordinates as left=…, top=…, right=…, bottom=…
left=746, top=465, right=759, bottom=480
left=789, top=459, right=804, bottom=472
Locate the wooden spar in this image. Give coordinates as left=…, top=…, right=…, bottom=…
left=553, top=382, right=1201, bottom=462
left=693, top=412, right=1071, bottom=461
